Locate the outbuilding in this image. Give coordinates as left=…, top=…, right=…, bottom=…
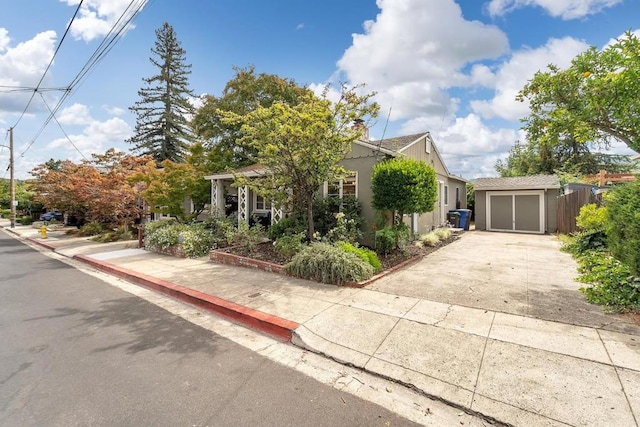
left=474, top=175, right=560, bottom=234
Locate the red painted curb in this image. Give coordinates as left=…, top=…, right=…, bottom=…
left=73, top=254, right=299, bottom=341
left=26, top=237, right=57, bottom=251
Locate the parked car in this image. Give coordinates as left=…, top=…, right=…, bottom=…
left=40, top=211, right=63, bottom=222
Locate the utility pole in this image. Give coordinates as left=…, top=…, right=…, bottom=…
left=9, top=127, right=15, bottom=229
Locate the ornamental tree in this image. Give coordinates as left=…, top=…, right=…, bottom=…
left=220, top=84, right=378, bottom=239
left=371, top=157, right=438, bottom=225
left=518, top=31, right=640, bottom=154
left=131, top=143, right=211, bottom=222
left=31, top=149, right=152, bottom=228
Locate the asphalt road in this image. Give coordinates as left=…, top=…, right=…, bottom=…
left=0, top=231, right=417, bottom=427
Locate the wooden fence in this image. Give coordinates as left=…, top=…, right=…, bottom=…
left=556, top=188, right=602, bottom=234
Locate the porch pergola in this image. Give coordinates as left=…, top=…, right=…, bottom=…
left=204, top=164, right=284, bottom=226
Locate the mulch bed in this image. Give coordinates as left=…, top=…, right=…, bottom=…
left=219, top=235, right=460, bottom=271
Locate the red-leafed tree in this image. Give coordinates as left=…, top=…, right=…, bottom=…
left=31, top=149, right=153, bottom=228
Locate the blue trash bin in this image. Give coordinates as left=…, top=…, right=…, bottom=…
left=455, top=209, right=471, bottom=230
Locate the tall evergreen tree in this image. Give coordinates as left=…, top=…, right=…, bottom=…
left=128, top=22, right=195, bottom=163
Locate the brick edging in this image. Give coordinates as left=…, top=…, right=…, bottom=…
left=73, top=254, right=299, bottom=341
left=210, top=249, right=284, bottom=274
left=210, top=248, right=424, bottom=288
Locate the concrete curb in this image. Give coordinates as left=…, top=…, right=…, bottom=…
left=26, top=237, right=57, bottom=251
left=73, top=254, right=299, bottom=342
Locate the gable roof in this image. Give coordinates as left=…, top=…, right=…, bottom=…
left=474, top=175, right=561, bottom=191
left=376, top=133, right=426, bottom=152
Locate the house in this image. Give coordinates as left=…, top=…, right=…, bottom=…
left=204, top=130, right=468, bottom=241
left=474, top=175, right=560, bottom=234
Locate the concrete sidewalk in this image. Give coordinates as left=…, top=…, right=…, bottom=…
left=3, top=220, right=639, bottom=427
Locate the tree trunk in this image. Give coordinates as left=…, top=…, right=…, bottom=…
left=306, top=193, right=315, bottom=240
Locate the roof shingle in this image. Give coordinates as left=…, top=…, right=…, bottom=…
left=474, top=175, right=560, bottom=191
left=375, top=132, right=426, bottom=151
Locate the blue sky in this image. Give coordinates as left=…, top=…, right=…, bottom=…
left=1, top=0, right=639, bottom=180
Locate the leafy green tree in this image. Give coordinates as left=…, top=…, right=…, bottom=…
left=518, top=31, right=640, bottom=154
left=128, top=22, right=195, bottom=163
left=371, top=157, right=438, bottom=225
left=496, top=139, right=636, bottom=177
left=192, top=66, right=310, bottom=171
left=131, top=143, right=211, bottom=222
left=220, top=84, right=378, bottom=238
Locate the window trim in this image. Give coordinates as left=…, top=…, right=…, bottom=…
left=253, top=193, right=272, bottom=213
left=325, top=171, right=358, bottom=199
left=444, top=185, right=449, bottom=206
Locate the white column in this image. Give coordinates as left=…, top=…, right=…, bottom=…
left=238, top=185, right=249, bottom=226
left=210, top=179, right=216, bottom=216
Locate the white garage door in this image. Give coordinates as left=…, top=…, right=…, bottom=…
left=486, top=190, right=545, bottom=234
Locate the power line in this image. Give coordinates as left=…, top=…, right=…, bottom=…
left=16, top=0, right=148, bottom=160
left=39, top=92, right=89, bottom=161
left=11, top=0, right=85, bottom=129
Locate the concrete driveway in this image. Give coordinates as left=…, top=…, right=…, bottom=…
left=371, top=231, right=640, bottom=334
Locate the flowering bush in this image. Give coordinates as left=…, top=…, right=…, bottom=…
left=144, top=221, right=215, bottom=258
left=324, top=212, right=362, bottom=243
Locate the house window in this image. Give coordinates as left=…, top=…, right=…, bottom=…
left=253, top=194, right=272, bottom=212
left=327, top=172, right=358, bottom=199
left=455, top=187, right=460, bottom=204
left=444, top=185, right=449, bottom=205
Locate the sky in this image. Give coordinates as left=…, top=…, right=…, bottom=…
left=1, top=0, right=639, bottom=180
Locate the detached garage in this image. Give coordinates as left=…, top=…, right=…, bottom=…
left=474, top=175, right=560, bottom=234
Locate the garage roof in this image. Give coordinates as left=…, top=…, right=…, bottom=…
left=474, top=175, right=560, bottom=191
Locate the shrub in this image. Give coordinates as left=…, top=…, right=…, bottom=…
left=18, top=215, right=33, bottom=225
left=421, top=232, right=440, bottom=247
left=324, top=212, right=362, bottom=243
left=144, top=221, right=216, bottom=257
left=313, top=196, right=364, bottom=240
left=202, top=216, right=236, bottom=247
left=274, top=232, right=306, bottom=260
left=577, top=251, right=640, bottom=311
left=433, top=227, right=452, bottom=240
left=576, top=203, right=608, bottom=233
left=227, top=222, right=266, bottom=251
left=336, top=241, right=382, bottom=272
left=606, top=181, right=640, bottom=276
left=268, top=214, right=307, bottom=240
left=178, top=224, right=215, bottom=258
left=284, top=243, right=374, bottom=285
left=92, top=227, right=133, bottom=243
left=375, top=227, right=396, bottom=255
left=0, top=209, right=10, bottom=218
left=79, top=221, right=106, bottom=236
left=145, top=222, right=187, bottom=250
left=562, top=230, right=607, bottom=256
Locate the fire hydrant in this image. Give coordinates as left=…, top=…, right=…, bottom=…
left=38, top=225, right=47, bottom=238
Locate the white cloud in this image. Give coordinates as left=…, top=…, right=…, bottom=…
left=470, top=36, right=589, bottom=121
left=432, top=114, right=520, bottom=178
left=61, top=0, right=147, bottom=42
left=486, top=0, right=622, bottom=20
left=0, top=29, right=57, bottom=114
left=47, top=104, right=131, bottom=156
left=336, top=0, right=509, bottom=121
left=296, top=23, right=305, bottom=31
left=105, top=106, right=125, bottom=116
left=57, top=103, right=93, bottom=125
